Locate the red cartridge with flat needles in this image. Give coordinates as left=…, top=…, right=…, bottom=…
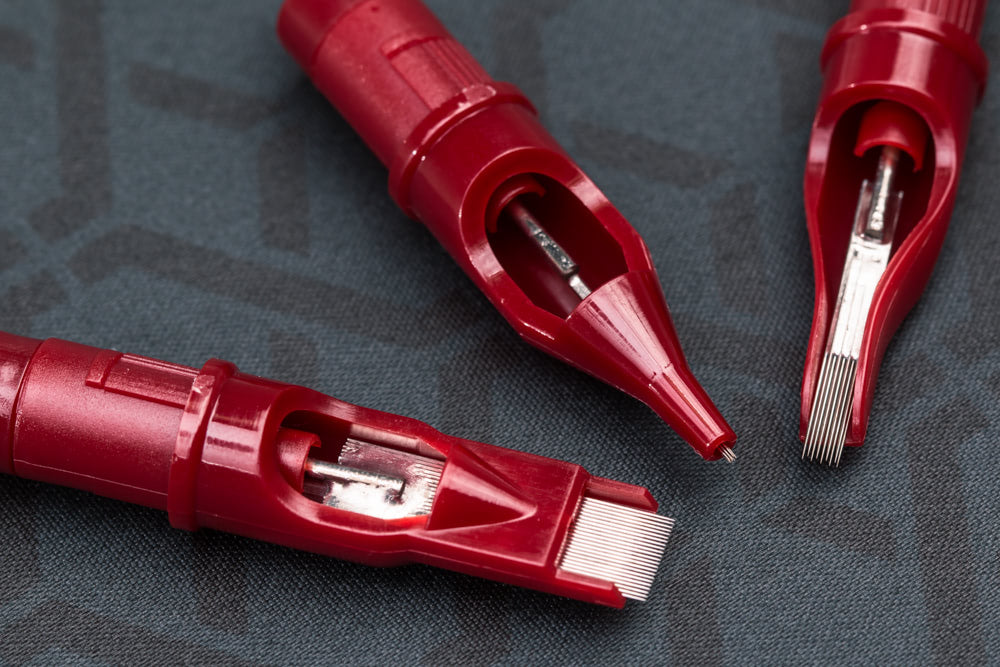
left=276, top=0, right=736, bottom=462
left=800, top=0, right=989, bottom=465
left=0, top=331, right=674, bottom=607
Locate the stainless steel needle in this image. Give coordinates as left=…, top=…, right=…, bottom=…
left=803, top=146, right=903, bottom=466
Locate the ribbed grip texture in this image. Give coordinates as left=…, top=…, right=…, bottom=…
left=850, top=0, right=987, bottom=38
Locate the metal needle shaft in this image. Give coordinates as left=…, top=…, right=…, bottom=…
left=305, top=459, right=406, bottom=495
left=506, top=200, right=592, bottom=300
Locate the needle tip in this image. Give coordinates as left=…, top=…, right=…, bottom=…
left=718, top=445, right=737, bottom=463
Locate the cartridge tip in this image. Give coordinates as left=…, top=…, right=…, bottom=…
left=558, top=497, right=674, bottom=602
left=564, top=270, right=736, bottom=461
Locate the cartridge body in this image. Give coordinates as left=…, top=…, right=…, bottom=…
left=277, top=0, right=736, bottom=460
left=801, top=0, right=988, bottom=449
left=0, top=332, right=671, bottom=607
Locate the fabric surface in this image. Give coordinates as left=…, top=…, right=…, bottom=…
left=1, top=1, right=998, bottom=664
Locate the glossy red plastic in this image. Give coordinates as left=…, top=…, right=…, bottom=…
left=800, top=0, right=988, bottom=446
left=0, top=331, right=664, bottom=607
left=276, top=0, right=736, bottom=460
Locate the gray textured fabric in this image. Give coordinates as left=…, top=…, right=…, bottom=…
left=1, top=1, right=999, bottom=664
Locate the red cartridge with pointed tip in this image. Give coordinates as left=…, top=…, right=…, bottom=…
left=276, top=0, right=736, bottom=461
left=0, top=331, right=675, bottom=607
left=800, top=0, right=988, bottom=464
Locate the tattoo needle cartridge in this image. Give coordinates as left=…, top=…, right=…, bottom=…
left=0, top=331, right=674, bottom=607
left=276, top=0, right=737, bottom=462
left=800, top=0, right=989, bottom=464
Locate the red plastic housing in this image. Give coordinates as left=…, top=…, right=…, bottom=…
left=277, top=0, right=736, bottom=460
left=0, top=331, right=662, bottom=607
left=800, top=0, right=988, bottom=446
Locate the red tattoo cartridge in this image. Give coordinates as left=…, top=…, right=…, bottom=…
left=0, top=331, right=674, bottom=607
left=276, top=0, right=737, bottom=462
left=800, top=0, right=989, bottom=465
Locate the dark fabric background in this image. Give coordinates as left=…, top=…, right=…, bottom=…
left=1, top=1, right=998, bottom=664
